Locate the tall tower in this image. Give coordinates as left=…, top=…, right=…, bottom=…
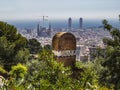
left=68, top=17, right=72, bottom=30
left=49, top=23, right=51, bottom=30
left=37, top=24, right=40, bottom=36
left=47, top=23, right=51, bottom=37
left=79, top=18, right=83, bottom=29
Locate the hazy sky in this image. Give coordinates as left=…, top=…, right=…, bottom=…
left=0, top=0, right=120, bottom=20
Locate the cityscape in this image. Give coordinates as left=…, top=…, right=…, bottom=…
left=0, top=0, right=120, bottom=89
left=18, top=17, right=111, bottom=61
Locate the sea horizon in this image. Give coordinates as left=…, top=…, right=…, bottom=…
left=2, top=18, right=120, bottom=29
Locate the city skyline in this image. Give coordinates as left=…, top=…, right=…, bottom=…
left=0, top=0, right=120, bottom=21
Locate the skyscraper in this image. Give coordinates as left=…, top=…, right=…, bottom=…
left=37, top=24, right=40, bottom=36
left=47, top=23, right=51, bottom=37
left=79, top=18, right=83, bottom=29
left=68, top=17, right=72, bottom=30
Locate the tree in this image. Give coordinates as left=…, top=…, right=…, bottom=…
left=23, top=50, right=78, bottom=89
left=0, top=21, right=29, bottom=71
left=9, top=63, right=27, bottom=79
left=2, top=64, right=28, bottom=90
left=27, top=38, right=42, bottom=54
left=101, top=19, right=120, bottom=89
left=44, top=44, right=52, bottom=51
left=0, top=49, right=110, bottom=89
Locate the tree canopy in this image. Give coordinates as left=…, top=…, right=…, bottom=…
left=27, top=38, right=42, bottom=54
left=0, top=21, right=29, bottom=70
left=101, top=19, right=120, bottom=89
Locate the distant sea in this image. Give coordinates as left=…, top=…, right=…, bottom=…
left=6, top=19, right=120, bottom=29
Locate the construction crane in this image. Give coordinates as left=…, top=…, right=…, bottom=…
left=40, top=16, right=48, bottom=27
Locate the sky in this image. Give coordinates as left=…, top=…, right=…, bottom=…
left=0, top=0, right=120, bottom=21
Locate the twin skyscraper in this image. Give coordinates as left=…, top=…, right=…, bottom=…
left=68, top=17, right=83, bottom=30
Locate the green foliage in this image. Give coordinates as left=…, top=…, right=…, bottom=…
left=14, top=48, right=29, bottom=64
left=44, top=44, right=52, bottom=51
left=27, top=38, right=42, bottom=54
left=0, top=65, right=7, bottom=74
left=24, top=50, right=74, bottom=89
left=1, top=64, right=28, bottom=89
left=1, top=19, right=118, bottom=89
left=76, top=61, right=99, bottom=89
left=0, top=21, right=17, bottom=41
left=76, top=60, right=111, bottom=90
left=15, top=36, right=27, bottom=51
left=0, top=51, right=111, bottom=90
left=0, top=21, right=29, bottom=70
left=0, top=36, right=15, bottom=60
left=9, top=63, right=27, bottom=79
left=101, top=19, right=120, bottom=89
left=102, top=19, right=112, bottom=31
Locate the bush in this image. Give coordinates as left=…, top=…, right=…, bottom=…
left=9, top=63, right=27, bottom=79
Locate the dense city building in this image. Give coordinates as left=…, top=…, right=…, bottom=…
left=36, top=24, right=51, bottom=37
left=18, top=18, right=110, bottom=61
